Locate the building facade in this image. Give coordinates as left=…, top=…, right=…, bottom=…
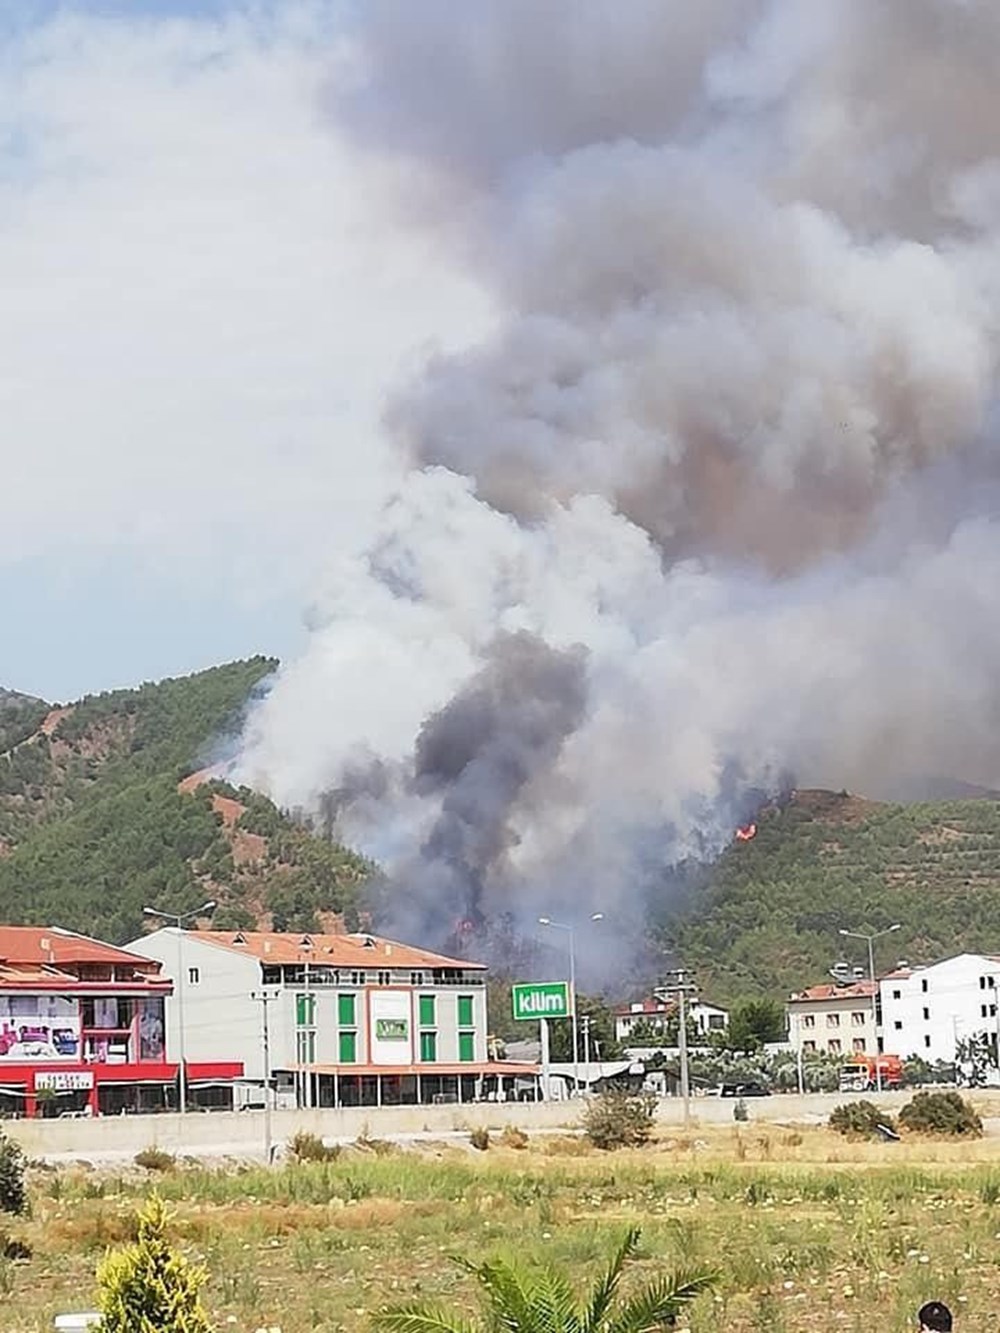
left=787, top=980, right=877, bottom=1057
left=879, top=953, right=1000, bottom=1063
left=614, top=997, right=729, bottom=1045
left=0, top=925, right=191, bottom=1117
left=128, top=929, right=537, bottom=1107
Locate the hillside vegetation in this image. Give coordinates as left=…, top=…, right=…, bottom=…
left=669, top=788, right=1000, bottom=1003
left=0, top=659, right=372, bottom=943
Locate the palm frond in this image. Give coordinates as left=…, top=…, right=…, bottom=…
left=466, top=1258, right=539, bottom=1333
left=582, top=1227, right=642, bottom=1333
left=609, top=1269, right=717, bottom=1333
left=372, top=1301, right=480, bottom=1333
left=531, top=1266, right=581, bottom=1333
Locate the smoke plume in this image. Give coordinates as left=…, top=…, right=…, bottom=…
left=235, top=0, right=1000, bottom=958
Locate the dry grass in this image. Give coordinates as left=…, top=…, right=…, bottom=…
left=4, top=1124, right=1000, bottom=1332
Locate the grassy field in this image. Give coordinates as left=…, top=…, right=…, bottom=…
left=4, top=1124, right=1000, bottom=1333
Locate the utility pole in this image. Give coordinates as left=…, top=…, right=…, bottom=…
left=582, top=1013, right=592, bottom=1092
left=143, top=900, right=216, bottom=1120
left=839, top=924, right=900, bottom=1093
left=252, top=988, right=280, bottom=1163
left=655, top=969, right=697, bottom=1127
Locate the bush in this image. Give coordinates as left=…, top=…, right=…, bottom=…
left=469, top=1127, right=490, bottom=1151
left=288, top=1130, right=340, bottom=1163
left=0, top=1131, right=26, bottom=1216
left=134, top=1146, right=176, bottom=1172
left=96, top=1194, right=212, bottom=1333
left=899, top=1090, right=982, bottom=1137
left=829, top=1100, right=896, bottom=1139
left=499, top=1125, right=529, bottom=1150
left=733, top=1098, right=748, bottom=1122
left=583, top=1091, right=657, bottom=1150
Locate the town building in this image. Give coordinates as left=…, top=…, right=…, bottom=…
left=0, top=925, right=200, bottom=1117
left=879, top=953, right=1000, bottom=1063
left=128, top=928, right=538, bottom=1107
left=614, top=996, right=729, bottom=1045
left=787, top=979, right=877, bottom=1057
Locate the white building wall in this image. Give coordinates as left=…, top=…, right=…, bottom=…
left=787, top=994, right=876, bottom=1057
left=879, top=953, right=1000, bottom=1063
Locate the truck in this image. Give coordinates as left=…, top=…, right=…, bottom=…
left=838, top=1053, right=903, bottom=1093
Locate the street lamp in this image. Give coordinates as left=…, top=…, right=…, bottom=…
left=538, top=913, right=603, bottom=1095
left=838, top=923, right=900, bottom=1092
left=143, top=900, right=216, bottom=1115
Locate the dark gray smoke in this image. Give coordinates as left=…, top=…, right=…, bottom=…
left=236, top=0, right=1000, bottom=963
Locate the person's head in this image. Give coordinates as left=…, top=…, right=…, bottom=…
left=918, top=1302, right=953, bottom=1332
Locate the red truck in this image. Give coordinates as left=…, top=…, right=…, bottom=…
left=839, top=1053, right=903, bottom=1093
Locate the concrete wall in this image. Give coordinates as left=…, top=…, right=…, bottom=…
left=11, top=1087, right=1000, bottom=1160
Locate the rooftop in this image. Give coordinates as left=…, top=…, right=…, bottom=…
left=789, top=981, right=876, bottom=1002
left=0, top=925, right=161, bottom=971
left=183, top=930, right=485, bottom=971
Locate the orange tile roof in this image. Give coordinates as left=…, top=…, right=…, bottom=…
left=0, top=926, right=160, bottom=971
left=789, top=981, right=875, bottom=1002
left=187, top=930, right=485, bottom=971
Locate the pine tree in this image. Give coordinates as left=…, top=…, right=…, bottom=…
left=96, top=1194, right=213, bottom=1333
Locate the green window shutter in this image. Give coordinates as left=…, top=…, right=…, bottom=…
left=296, top=994, right=314, bottom=1026
left=458, top=1031, right=475, bottom=1063
left=339, top=1030, right=357, bottom=1064
left=457, top=995, right=474, bottom=1028
left=420, top=1030, right=437, bottom=1063
left=338, top=993, right=356, bottom=1026
left=419, top=994, right=435, bottom=1027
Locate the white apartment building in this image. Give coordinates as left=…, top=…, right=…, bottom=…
left=614, top=997, right=729, bottom=1045
left=128, top=928, right=537, bottom=1108
left=787, top=980, right=877, bottom=1057
left=879, top=953, right=1000, bottom=1063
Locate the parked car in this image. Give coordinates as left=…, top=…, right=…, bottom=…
left=719, top=1081, right=770, bottom=1098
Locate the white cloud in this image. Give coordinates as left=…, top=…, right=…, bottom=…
left=0, top=3, right=491, bottom=604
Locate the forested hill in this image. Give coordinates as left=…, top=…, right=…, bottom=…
left=0, top=659, right=372, bottom=944
left=669, top=788, right=1000, bottom=1005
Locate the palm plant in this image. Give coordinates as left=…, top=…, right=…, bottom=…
left=372, top=1227, right=716, bottom=1333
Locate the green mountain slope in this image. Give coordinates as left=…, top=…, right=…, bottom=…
left=667, top=788, right=1000, bottom=1004
left=0, top=659, right=372, bottom=943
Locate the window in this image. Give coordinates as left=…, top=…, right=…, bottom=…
left=338, top=993, right=356, bottom=1026
left=921, top=979, right=928, bottom=993
left=852, top=1038, right=865, bottom=1052
left=894, top=1020, right=902, bottom=1030
left=419, top=994, right=436, bottom=1027
left=982, top=1004, right=988, bottom=1019
left=803, top=1040, right=816, bottom=1054
left=991, top=977, right=996, bottom=989
left=410, top=971, right=424, bottom=985
left=350, top=971, right=367, bottom=986
left=802, top=1014, right=815, bottom=1028
left=923, top=1007, right=930, bottom=1021
left=708, top=1014, right=725, bottom=1029
left=296, top=1030, right=316, bottom=1064
left=892, top=989, right=901, bottom=1000
left=376, top=970, right=391, bottom=985
left=457, top=995, right=474, bottom=1028
left=981, top=977, right=987, bottom=990
left=420, top=1030, right=437, bottom=1062
left=296, top=994, right=316, bottom=1026
left=991, top=1005, right=997, bottom=1018
left=459, top=1031, right=475, bottom=1062
left=826, top=1013, right=840, bottom=1027
left=851, top=1011, right=866, bottom=1026
left=187, top=967, right=200, bottom=985
left=828, top=1038, right=841, bottom=1053
left=338, top=1030, right=357, bottom=1063
left=924, top=1035, right=931, bottom=1049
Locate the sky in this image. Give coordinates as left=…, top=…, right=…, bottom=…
left=0, top=0, right=491, bottom=701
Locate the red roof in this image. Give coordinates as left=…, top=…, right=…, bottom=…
left=187, top=930, right=484, bottom=971
left=0, top=926, right=161, bottom=972
left=789, top=981, right=875, bottom=1002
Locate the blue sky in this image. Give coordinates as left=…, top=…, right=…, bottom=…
left=0, top=0, right=488, bottom=701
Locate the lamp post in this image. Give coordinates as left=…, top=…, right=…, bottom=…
left=538, top=913, right=603, bottom=1096
left=143, top=901, right=216, bottom=1115
left=838, top=923, right=900, bottom=1092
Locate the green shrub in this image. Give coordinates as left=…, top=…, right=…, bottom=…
left=582, top=1091, right=657, bottom=1150
left=288, top=1130, right=340, bottom=1163
left=469, top=1126, right=490, bottom=1151
left=899, top=1090, right=982, bottom=1137
left=96, top=1194, right=212, bottom=1333
left=829, top=1100, right=896, bottom=1139
left=0, top=1131, right=27, bottom=1216
left=134, top=1146, right=176, bottom=1172
left=733, top=1097, right=749, bottom=1122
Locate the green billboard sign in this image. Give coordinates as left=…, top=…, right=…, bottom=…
left=512, top=981, right=571, bottom=1021
left=375, top=1018, right=408, bottom=1041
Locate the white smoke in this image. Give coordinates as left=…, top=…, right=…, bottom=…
left=235, top=0, right=1000, bottom=941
